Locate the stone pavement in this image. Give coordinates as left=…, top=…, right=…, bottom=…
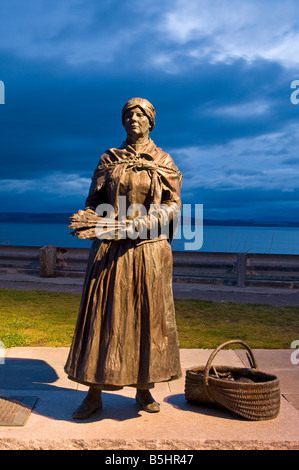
left=0, top=273, right=298, bottom=450
left=0, top=347, right=298, bottom=450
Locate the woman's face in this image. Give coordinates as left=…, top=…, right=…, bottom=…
left=123, top=106, right=150, bottom=139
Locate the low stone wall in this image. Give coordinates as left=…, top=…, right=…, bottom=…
left=0, top=245, right=299, bottom=288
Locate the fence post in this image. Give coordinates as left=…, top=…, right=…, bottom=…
left=237, top=253, right=247, bottom=287
left=39, top=245, right=57, bottom=278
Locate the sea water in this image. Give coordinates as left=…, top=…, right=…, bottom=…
left=1, top=222, right=299, bottom=254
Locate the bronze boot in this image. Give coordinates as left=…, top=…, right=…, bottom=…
left=72, top=387, right=103, bottom=419
left=136, top=389, right=160, bottom=413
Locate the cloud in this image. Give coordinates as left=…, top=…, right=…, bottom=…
left=158, top=0, right=299, bottom=68
left=0, top=0, right=163, bottom=68
left=172, top=123, right=299, bottom=194
left=0, top=173, right=90, bottom=197
left=2, top=0, right=299, bottom=72
left=0, top=172, right=91, bottom=212
left=0, top=0, right=298, bottom=222
left=209, top=100, right=270, bottom=118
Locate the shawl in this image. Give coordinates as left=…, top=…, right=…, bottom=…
left=85, top=138, right=182, bottom=211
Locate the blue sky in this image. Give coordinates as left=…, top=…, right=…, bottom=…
left=0, top=0, right=299, bottom=221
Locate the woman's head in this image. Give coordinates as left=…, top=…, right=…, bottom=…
left=122, top=98, right=155, bottom=132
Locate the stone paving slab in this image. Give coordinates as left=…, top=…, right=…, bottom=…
left=236, top=349, right=299, bottom=410
left=0, top=347, right=298, bottom=450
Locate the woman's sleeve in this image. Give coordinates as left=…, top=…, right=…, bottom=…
left=161, top=166, right=182, bottom=207
left=84, top=156, right=108, bottom=211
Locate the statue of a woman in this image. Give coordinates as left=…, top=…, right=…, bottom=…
left=65, top=98, right=183, bottom=418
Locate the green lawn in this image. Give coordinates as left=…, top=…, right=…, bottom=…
left=0, top=289, right=298, bottom=349
left=175, top=299, right=299, bottom=349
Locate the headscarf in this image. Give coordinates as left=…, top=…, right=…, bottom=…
left=122, top=97, right=156, bottom=131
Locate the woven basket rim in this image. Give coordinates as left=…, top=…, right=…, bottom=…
left=186, top=366, right=279, bottom=387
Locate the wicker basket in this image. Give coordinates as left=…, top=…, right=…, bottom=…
left=185, top=340, right=280, bottom=421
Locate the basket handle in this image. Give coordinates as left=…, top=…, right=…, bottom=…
left=203, top=340, right=258, bottom=386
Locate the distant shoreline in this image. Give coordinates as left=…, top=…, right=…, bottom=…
left=0, top=212, right=299, bottom=228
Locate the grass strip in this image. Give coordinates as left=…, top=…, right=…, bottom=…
left=0, top=289, right=298, bottom=349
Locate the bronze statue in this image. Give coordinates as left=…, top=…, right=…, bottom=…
left=65, top=98, right=183, bottom=418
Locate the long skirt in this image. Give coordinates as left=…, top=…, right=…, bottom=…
left=64, top=237, right=182, bottom=390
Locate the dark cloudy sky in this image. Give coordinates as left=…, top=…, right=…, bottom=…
left=1, top=0, right=299, bottom=221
